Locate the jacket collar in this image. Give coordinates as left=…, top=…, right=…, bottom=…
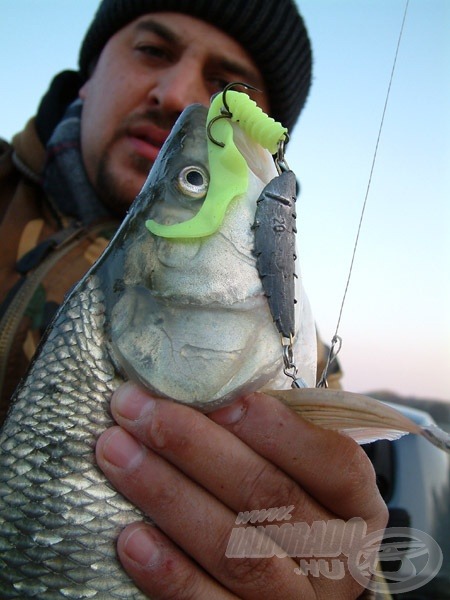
left=12, top=118, right=46, bottom=181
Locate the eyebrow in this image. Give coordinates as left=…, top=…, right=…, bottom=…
left=216, top=57, right=262, bottom=88
left=133, top=18, right=263, bottom=88
left=134, top=19, right=180, bottom=45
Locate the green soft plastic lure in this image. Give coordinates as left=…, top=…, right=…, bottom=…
left=145, top=88, right=288, bottom=239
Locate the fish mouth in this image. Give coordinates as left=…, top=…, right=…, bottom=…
left=148, top=288, right=268, bottom=311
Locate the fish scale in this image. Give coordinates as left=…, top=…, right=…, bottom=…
left=0, top=274, right=146, bottom=599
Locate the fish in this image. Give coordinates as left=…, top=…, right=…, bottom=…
left=0, top=95, right=316, bottom=599
left=1, top=92, right=449, bottom=599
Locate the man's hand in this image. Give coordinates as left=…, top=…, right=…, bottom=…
left=96, top=381, right=388, bottom=599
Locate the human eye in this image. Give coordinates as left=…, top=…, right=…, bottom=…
left=206, top=77, right=232, bottom=97
left=133, top=30, right=174, bottom=65
left=136, top=43, right=170, bottom=61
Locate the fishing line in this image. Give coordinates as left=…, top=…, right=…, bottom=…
left=317, top=0, right=410, bottom=387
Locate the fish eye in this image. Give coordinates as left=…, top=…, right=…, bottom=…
left=177, top=166, right=209, bottom=199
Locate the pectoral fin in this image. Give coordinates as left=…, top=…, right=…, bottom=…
left=267, top=387, right=450, bottom=452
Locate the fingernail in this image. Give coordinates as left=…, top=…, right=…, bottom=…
left=210, top=399, right=247, bottom=426
left=113, top=382, right=156, bottom=421
left=123, top=527, right=161, bottom=567
left=102, top=428, right=144, bottom=469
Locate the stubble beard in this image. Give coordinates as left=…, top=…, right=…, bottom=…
left=95, top=151, right=153, bottom=219
left=91, top=109, right=174, bottom=219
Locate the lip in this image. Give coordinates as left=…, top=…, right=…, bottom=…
left=126, top=122, right=170, bottom=162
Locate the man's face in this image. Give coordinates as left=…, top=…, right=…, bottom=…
left=79, top=12, right=269, bottom=217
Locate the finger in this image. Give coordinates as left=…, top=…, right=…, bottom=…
left=96, top=426, right=309, bottom=600
left=210, top=392, right=388, bottom=526
left=117, top=522, right=236, bottom=600
left=109, top=382, right=330, bottom=526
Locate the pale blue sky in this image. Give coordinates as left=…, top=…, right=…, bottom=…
left=1, top=1, right=449, bottom=401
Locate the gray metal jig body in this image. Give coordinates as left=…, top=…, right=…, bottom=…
left=253, top=169, right=297, bottom=339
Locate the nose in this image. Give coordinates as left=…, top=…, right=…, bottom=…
left=147, top=62, right=212, bottom=117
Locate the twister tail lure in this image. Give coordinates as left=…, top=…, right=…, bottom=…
left=208, top=83, right=288, bottom=155
left=146, top=83, right=288, bottom=239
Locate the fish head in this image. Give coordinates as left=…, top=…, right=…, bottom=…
left=119, top=103, right=279, bottom=304
left=104, top=102, right=316, bottom=408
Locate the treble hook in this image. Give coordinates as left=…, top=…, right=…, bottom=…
left=206, top=115, right=228, bottom=148
left=206, top=81, right=261, bottom=148
left=221, top=81, right=260, bottom=115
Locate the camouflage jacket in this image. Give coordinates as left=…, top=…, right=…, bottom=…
left=0, top=119, right=119, bottom=422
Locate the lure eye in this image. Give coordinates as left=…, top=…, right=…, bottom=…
left=177, top=166, right=209, bottom=199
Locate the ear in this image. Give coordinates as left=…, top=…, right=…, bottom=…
left=79, top=80, right=90, bottom=100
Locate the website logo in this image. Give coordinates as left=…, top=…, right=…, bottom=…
left=348, top=527, right=443, bottom=593
left=226, top=509, right=443, bottom=594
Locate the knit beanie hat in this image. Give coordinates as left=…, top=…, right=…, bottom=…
left=79, top=0, right=312, bottom=132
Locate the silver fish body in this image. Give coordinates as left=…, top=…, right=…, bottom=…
left=0, top=274, right=141, bottom=598
left=0, top=104, right=316, bottom=597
